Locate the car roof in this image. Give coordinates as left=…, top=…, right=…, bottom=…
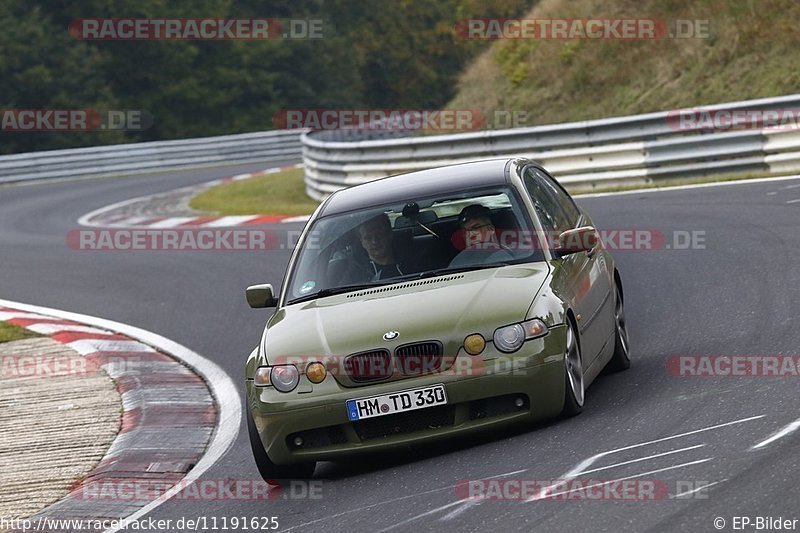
left=319, top=158, right=522, bottom=216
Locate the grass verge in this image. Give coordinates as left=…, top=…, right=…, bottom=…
left=189, top=167, right=320, bottom=216
left=0, top=322, right=42, bottom=344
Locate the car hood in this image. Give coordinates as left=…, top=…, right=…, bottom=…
left=261, top=264, right=550, bottom=362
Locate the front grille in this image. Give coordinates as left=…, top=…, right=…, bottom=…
left=287, top=425, right=348, bottom=450
left=353, top=405, right=456, bottom=440
left=395, top=341, right=443, bottom=375
left=344, top=349, right=392, bottom=382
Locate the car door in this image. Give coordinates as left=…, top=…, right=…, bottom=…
left=522, top=166, right=613, bottom=365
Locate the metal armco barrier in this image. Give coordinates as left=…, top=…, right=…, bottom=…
left=301, top=94, right=800, bottom=199
left=0, top=130, right=304, bottom=184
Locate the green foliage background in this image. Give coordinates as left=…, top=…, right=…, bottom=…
left=0, top=0, right=529, bottom=154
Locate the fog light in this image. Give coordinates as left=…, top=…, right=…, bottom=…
left=306, top=362, right=327, bottom=384
left=464, top=334, right=486, bottom=355
left=514, top=397, right=525, bottom=408
left=293, top=436, right=304, bottom=447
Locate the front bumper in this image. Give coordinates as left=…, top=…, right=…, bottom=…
left=246, top=325, right=567, bottom=465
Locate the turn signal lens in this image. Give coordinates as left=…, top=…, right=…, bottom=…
left=522, top=319, right=548, bottom=339
left=464, top=334, right=486, bottom=355
left=254, top=366, right=271, bottom=387
left=306, top=362, right=327, bottom=384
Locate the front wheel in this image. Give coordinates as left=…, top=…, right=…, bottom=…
left=606, top=283, right=631, bottom=372
left=562, top=320, right=585, bottom=417
left=247, top=404, right=316, bottom=484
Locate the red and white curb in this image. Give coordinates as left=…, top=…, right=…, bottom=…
left=78, top=164, right=310, bottom=229
left=0, top=298, right=240, bottom=533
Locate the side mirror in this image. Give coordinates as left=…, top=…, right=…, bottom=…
left=246, top=284, right=277, bottom=308
left=556, top=226, right=598, bottom=256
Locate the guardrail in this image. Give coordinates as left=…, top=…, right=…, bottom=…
left=0, top=129, right=303, bottom=184
left=301, top=94, right=800, bottom=199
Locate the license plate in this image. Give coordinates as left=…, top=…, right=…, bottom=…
left=346, top=384, right=447, bottom=421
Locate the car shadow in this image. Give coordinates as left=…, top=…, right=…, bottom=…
left=314, top=416, right=558, bottom=480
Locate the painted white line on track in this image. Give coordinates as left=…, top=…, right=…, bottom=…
left=787, top=199, right=800, bottom=204
left=578, top=444, right=706, bottom=476
left=77, top=197, right=149, bottom=227
left=781, top=183, right=800, bottom=190
left=379, top=501, right=465, bottom=532
left=531, top=414, right=764, bottom=501
left=283, top=468, right=529, bottom=532
left=399, top=468, right=531, bottom=525
left=672, top=479, right=727, bottom=499
left=539, top=458, right=714, bottom=500
left=147, top=217, right=196, bottom=228
left=0, top=297, right=241, bottom=533
left=767, top=192, right=778, bottom=196
left=575, top=174, right=800, bottom=199
left=751, top=417, right=800, bottom=450
left=0, top=311, right=52, bottom=321
left=202, top=215, right=259, bottom=227
left=25, top=323, right=111, bottom=335
left=439, top=499, right=481, bottom=521
left=436, top=446, right=707, bottom=522
left=282, top=485, right=454, bottom=532
left=281, top=215, right=312, bottom=223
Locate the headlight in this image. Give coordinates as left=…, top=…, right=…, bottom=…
left=493, top=319, right=549, bottom=353
left=270, top=365, right=300, bottom=392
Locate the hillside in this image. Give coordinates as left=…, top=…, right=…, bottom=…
left=448, top=0, right=800, bottom=125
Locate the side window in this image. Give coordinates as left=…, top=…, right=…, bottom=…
left=523, top=167, right=574, bottom=232
left=534, top=167, right=581, bottom=226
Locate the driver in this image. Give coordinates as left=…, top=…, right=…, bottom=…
left=329, top=213, right=410, bottom=285
left=356, top=213, right=408, bottom=280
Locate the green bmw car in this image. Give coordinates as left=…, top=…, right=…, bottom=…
left=245, top=157, right=630, bottom=480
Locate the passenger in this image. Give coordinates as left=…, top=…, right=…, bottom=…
left=449, top=204, right=513, bottom=267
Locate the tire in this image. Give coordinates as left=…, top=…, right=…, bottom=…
left=606, top=282, right=631, bottom=372
left=562, top=319, right=585, bottom=417
left=246, top=404, right=316, bottom=483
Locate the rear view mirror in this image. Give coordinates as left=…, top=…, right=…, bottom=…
left=556, top=226, right=598, bottom=256
left=246, top=284, right=277, bottom=308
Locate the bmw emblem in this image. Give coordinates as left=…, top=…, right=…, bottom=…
left=383, top=330, right=399, bottom=341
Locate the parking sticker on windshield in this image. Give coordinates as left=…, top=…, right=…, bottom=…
left=300, top=281, right=316, bottom=293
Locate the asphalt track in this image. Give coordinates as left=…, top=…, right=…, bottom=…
left=2, top=163, right=800, bottom=532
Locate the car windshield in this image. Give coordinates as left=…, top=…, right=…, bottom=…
left=285, top=186, right=545, bottom=304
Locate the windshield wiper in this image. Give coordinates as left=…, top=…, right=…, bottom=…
left=412, top=262, right=512, bottom=280
left=288, top=282, right=389, bottom=305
